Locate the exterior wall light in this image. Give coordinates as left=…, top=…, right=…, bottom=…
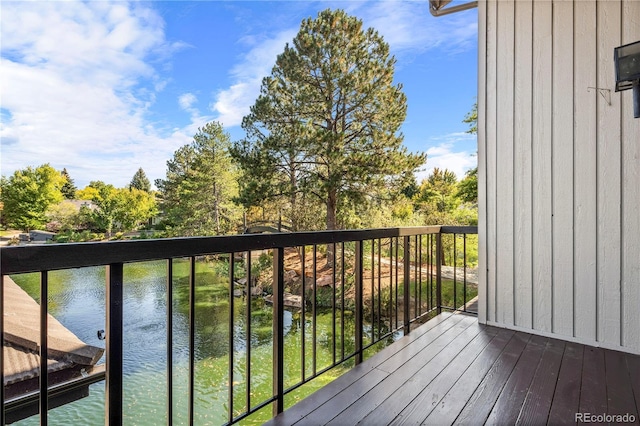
left=614, top=40, right=640, bottom=118
left=428, top=0, right=478, bottom=17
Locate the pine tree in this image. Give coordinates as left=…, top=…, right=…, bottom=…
left=233, top=9, right=425, bottom=230
left=60, top=168, right=77, bottom=199
left=156, top=122, right=241, bottom=236
left=130, top=167, right=151, bottom=192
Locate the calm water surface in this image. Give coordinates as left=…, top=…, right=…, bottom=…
left=11, top=259, right=369, bottom=425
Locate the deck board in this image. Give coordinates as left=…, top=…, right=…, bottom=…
left=264, top=312, right=640, bottom=426
left=266, top=312, right=456, bottom=426
left=605, top=349, right=639, bottom=419
left=515, top=336, right=565, bottom=425
left=547, top=342, right=584, bottom=425
left=324, top=316, right=477, bottom=425
left=454, top=331, right=531, bottom=424
left=579, top=346, right=608, bottom=415
left=421, top=327, right=515, bottom=425
left=626, top=353, right=640, bottom=419
left=485, top=334, right=547, bottom=425
left=357, top=320, right=493, bottom=425
left=387, top=324, right=499, bottom=425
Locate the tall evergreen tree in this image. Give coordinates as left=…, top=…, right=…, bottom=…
left=130, top=167, right=151, bottom=192
left=233, top=9, right=425, bottom=230
left=60, top=168, right=77, bottom=199
left=156, top=122, right=241, bottom=236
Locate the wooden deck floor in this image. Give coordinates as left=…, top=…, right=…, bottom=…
left=265, top=312, right=640, bottom=425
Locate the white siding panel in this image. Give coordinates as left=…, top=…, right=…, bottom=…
left=513, top=0, right=533, bottom=329
left=596, top=0, right=622, bottom=347
left=483, top=0, right=638, bottom=354
left=486, top=0, right=498, bottom=324
left=621, top=0, right=640, bottom=352
left=477, top=0, right=488, bottom=324
left=573, top=1, right=597, bottom=342
left=532, top=0, right=553, bottom=333
left=551, top=0, right=574, bottom=337
left=496, top=0, right=515, bottom=326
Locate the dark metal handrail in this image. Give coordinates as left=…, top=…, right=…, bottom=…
left=0, top=227, right=455, bottom=274
left=0, top=225, right=477, bottom=425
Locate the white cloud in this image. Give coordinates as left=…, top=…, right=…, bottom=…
left=0, top=1, right=191, bottom=188
left=417, top=132, right=477, bottom=182
left=210, top=29, right=297, bottom=127
left=179, top=93, right=197, bottom=111
left=0, top=1, right=478, bottom=189
left=350, top=1, right=477, bottom=55
left=210, top=1, right=477, bottom=129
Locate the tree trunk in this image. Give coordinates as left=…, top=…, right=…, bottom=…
left=213, top=182, right=220, bottom=235
left=325, top=189, right=337, bottom=267
left=326, top=190, right=337, bottom=230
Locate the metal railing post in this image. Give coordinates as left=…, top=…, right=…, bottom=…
left=188, top=258, right=195, bottom=426
left=245, top=252, right=252, bottom=412
left=272, top=248, right=285, bottom=416
left=354, top=241, right=363, bottom=365
left=166, top=260, right=173, bottom=426
left=403, top=237, right=411, bottom=335
left=463, top=235, right=468, bottom=312
left=436, top=234, right=443, bottom=315
left=453, top=234, right=457, bottom=311
left=39, top=271, right=49, bottom=426
left=106, top=263, right=123, bottom=426
left=228, top=254, right=235, bottom=423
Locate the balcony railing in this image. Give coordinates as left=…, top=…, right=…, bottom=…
left=0, top=225, right=477, bottom=425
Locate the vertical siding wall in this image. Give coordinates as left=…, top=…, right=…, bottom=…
left=478, top=0, right=640, bottom=354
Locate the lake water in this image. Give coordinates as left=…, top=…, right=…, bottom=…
left=10, top=259, right=383, bottom=425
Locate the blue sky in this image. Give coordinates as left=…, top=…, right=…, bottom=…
left=1, top=1, right=478, bottom=189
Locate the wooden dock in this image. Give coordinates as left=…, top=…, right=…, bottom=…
left=3, top=276, right=105, bottom=422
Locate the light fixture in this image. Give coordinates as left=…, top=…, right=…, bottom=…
left=614, top=40, right=640, bottom=118
left=428, top=0, right=478, bottom=17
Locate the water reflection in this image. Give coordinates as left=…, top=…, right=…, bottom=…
left=10, top=259, right=311, bottom=425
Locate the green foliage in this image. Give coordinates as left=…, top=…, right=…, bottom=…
left=130, top=167, right=151, bottom=192
left=439, top=277, right=478, bottom=309
left=53, top=229, right=106, bottom=243
left=456, top=167, right=478, bottom=205
left=463, top=102, right=478, bottom=135
left=118, top=187, right=158, bottom=231
left=131, top=230, right=166, bottom=239
left=45, top=200, right=81, bottom=232
left=234, top=9, right=425, bottom=230
left=156, top=121, right=242, bottom=236
left=60, top=168, right=77, bottom=199
left=457, top=102, right=478, bottom=206
left=0, top=164, right=65, bottom=231
left=79, top=181, right=158, bottom=234
left=412, top=167, right=477, bottom=226
left=414, top=168, right=459, bottom=221
left=83, top=181, right=119, bottom=234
